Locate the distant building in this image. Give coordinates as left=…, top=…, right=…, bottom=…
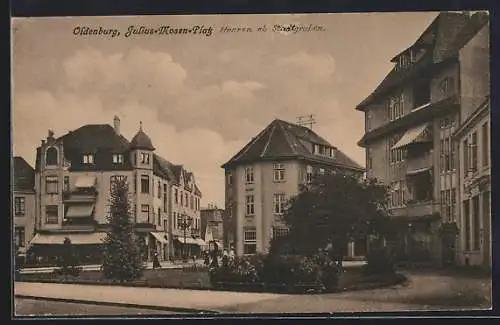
left=356, top=12, right=489, bottom=265
left=30, top=116, right=202, bottom=264
left=453, top=15, right=490, bottom=268
left=200, top=205, right=225, bottom=250
left=222, top=118, right=364, bottom=256
left=12, top=156, right=36, bottom=254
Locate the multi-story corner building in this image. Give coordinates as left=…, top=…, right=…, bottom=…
left=30, top=116, right=202, bottom=264
left=222, top=118, right=364, bottom=256
left=453, top=15, right=490, bottom=268
left=355, top=11, right=489, bottom=265
left=200, top=205, right=225, bottom=250
left=162, top=160, right=203, bottom=258
left=12, top=156, right=36, bottom=254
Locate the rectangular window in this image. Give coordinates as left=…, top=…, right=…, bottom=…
left=451, top=138, right=456, bottom=170
left=64, top=176, right=69, bottom=192
left=451, top=188, right=456, bottom=222
left=273, top=163, right=285, bottom=181
left=112, top=154, right=124, bottom=164
left=141, top=204, right=150, bottom=223
left=245, top=195, right=255, bottom=216
left=163, top=219, right=168, bottom=231
left=244, top=227, right=257, bottom=254
left=45, top=176, right=58, bottom=194
left=175, top=189, right=178, bottom=204
left=464, top=200, right=471, bottom=251
left=190, top=195, right=194, bottom=210
left=185, top=193, right=188, bottom=207
left=140, top=153, right=150, bottom=164
left=14, top=197, right=25, bottom=215
left=306, top=165, right=313, bottom=183
left=45, top=205, right=58, bottom=224
left=389, top=135, right=405, bottom=164
left=176, top=214, right=183, bottom=230
left=15, top=227, right=25, bottom=248
left=472, top=196, right=480, bottom=250
left=245, top=167, right=254, bottom=184
left=157, top=181, right=162, bottom=198
left=227, top=173, right=232, bottom=185
left=273, top=193, right=286, bottom=214
left=272, top=226, right=289, bottom=239
left=367, top=148, right=373, bottom=170
left=440, top=190, right=446, bottom=218
left=440, top=139, right=445, bottom=172
left=388, top=94, right=405, bottom=122
left=157, top=208, right=161, bottom=226
left=471, top=132, right=478, bottom=173
left=180, top=191, right=183, bottom=206
left=140, top=175, right=149, bottom=193
left=444, top=138, right=451, bottom=172
left=110, top=175, right=127, bottom=191
left=83, top=154, right=94, bottom=164
left=445, top=189, right=451, bottom=222
left=463, top=139, right=469, bottom=173
left=482, top=122, right=489, bottom=167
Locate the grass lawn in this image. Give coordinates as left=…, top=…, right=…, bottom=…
left=19, top=268, right=213, bottom=290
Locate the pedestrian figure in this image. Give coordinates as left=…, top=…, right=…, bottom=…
left=153, top=252, right=161, bottom=269
left=204, top=253, right=210, bottom=266
left=229, top=247, right=235, bottom=261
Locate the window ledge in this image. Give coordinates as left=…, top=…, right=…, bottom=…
left=273, top=180, right=286, bottom=183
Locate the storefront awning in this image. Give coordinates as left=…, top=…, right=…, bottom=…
left=391, top=124, right=429, bottom=150
left=66, top=204, right=95, bottom=218
left=175, top=237, right=200, bottom=245
left=75, top=176, right=97, bottom=188
left=150, top=232, right=168, bottom=244
left=406, top=167, right=432, bottom=176
left=30, top=232, right=106, bottom=245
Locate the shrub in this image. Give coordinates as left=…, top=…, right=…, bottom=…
left=364, top=245, right=395, bottom=275
left=209, top=253, right=342, bottom=292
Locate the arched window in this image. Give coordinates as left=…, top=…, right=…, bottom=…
left=46, top=147, right=58, bottom=166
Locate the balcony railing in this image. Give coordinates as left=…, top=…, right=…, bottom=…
left=60, top=223, right=96, bottom=232
left=406, top=153, right=433, bottom=174
left=63, top=189, right=98, bottom=203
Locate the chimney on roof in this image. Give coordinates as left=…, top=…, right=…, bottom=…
left=41, top=139, right=45, bottom=146
left=113, top=115, right=121, bottom=135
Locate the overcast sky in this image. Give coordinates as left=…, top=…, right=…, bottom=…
left=12, top=12, right=439, bottom=207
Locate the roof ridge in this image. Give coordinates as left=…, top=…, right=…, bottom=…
left=276, top=120, right=299, bottom=155
left=260, top=122, right=277, bottom=157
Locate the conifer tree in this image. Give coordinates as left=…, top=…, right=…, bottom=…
left=101, top=178, right=144, bottom=282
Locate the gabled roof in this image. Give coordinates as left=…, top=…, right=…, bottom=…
left=356, top=12, right=473, bottom=111
left=60, top=124, right=130, bottom=155
left=13, top=156, right=35, bottom=192
left=222, top=119, right=364, bottom=171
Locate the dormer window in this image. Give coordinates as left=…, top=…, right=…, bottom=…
left=395, top=49, right=416, bottom=72
left=113, top=154, right=124, bottom=164
left=83, top=154, right=94, bottom=164
left=46, top=147, right=58, bottom=166
left=140, top=152, right=150, bottom=164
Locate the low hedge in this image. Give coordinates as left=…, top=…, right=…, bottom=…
left=208, top=254, right=343, bottom=293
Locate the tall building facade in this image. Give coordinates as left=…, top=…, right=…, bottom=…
left=30, top=116, right=202, bottom=263
left=222, top=119, right=364, bottom=256
left=200, top=205, right=225, bottom=250
left=12, top=157, right=36, bottom=253
left=453, top=16, right=490, bottom=268
left=356, top=11, right=489, bottom=265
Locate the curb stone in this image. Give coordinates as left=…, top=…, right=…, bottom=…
left=14, top=294, right=221, bottom=315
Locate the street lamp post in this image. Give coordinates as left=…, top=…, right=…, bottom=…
left=180, top=215, right=193, bottom=262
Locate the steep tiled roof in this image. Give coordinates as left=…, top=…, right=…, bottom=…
left=356, top=12, right=473, bottom=110
left=222, top=119, right=364, bottom=171
left=13, top=156, right=35, bottom=192
left=130, top=126, right=155, bottom=151
left=34, top=123, right=201, bottom=197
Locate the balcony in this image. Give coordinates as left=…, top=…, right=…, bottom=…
left=405, top=200, right=440, bottom=218
left=63, top=189, right=98, bottom=203
left=60, top=224, right=96, bottom=232
left=406, top=152, right=433, bottom=174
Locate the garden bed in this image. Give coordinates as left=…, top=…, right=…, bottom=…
left=17, top=266, right=406, bottom=294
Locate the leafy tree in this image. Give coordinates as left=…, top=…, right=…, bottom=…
left=55, top=237, right=82, bottom=278
left=101, top=178, right=144, bottom=282
left=270, top=172, right=391, bottom=264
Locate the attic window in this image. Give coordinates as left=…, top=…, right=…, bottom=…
left=83, top=154, right=94, bottom=164
left=46, top=147, right=58, bottom=166
left=112, top=154, right=124, bottom=164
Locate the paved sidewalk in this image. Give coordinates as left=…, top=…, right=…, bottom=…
left=20, top=260, right=205, bottom=274
left=15, top=282, right=287, bottom=313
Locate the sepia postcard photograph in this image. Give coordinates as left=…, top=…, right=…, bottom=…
left=11, top=9, right=492, bottom=318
